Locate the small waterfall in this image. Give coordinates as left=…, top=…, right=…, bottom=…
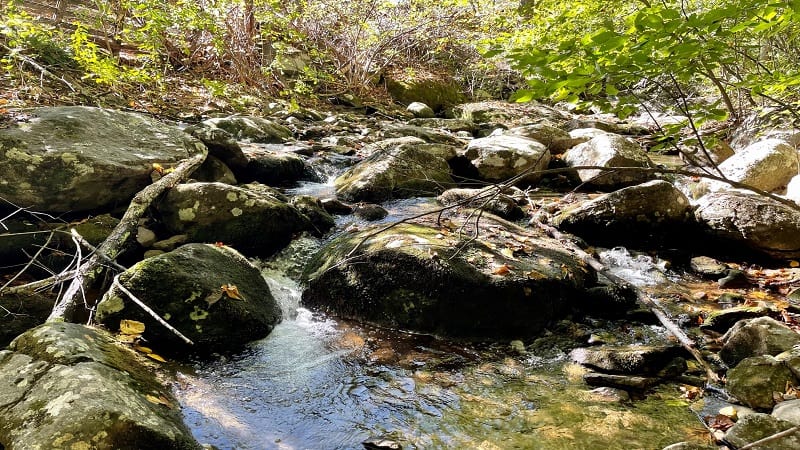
left=598, top=246, right=671, bottom=286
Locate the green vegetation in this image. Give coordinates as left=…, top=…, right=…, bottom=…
left=1, top=0, right=798, bottom=131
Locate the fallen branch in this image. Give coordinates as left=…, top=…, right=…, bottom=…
left=531, top=217, right=721, bottom=384
left=110, top=274, right=194, bottom=346
left=47, top=149, right=207, bottom=323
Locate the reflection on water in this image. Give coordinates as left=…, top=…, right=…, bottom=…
left=175, top=275, right=708, bottom=450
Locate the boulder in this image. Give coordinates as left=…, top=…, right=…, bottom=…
left=156, top=182, right=313, bottom=256
left=184, top=124, right=248, bottom=169
left=714, top=139, right=798, bottom=192
left=96, top=243, right=282, bottom=355
left=730, top=107, right=800, bottom=150
left=289, top=195, right=336, bottom=235
left=570, top=345, right=686, bottom=376
left=726, top=355, right=798, bottom=410
left=695, top=190, right=800, bottom=258
left=407, top=118, right=476, bottom=134
left=725, top=413, right=800, bottom=450
left=786, top=174, right=800, bottom=205
left=449, top=101, right=570, bottom=127
left=553, top=180, right=693, bottom=247
left=463, top=135, right=550, bottom=184
left=201, top=115, right=292, bottom=143
left=406, top=102, right=435, bottom=118
left=719, top=317, right=800, bottom=367
left=437, top=187, right=524, bottom=220
left=700, top=306, right=772, bottom=334
left=380, top=123, right=465, bottom=147
left=238, top=143, right=313, bottom=185
left=334, top=140, right=454, bottom=202
left=191, top=154, right=237, bottom=184
left=0, top=106, right=204, bottom=213
left=384, top=69, right=464, bottom=112
left=562, top=133, right=655, bottom=189
left=506, top=122, right=580, bottom=153
left=0, top=292, right=52, bottom=347
left=302, top=214, right=596, bottom=338
left=0, top=323, right=201, bottom=449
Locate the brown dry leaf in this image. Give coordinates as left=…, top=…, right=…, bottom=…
left=133, top=345, right=153, bottom=354
left=790, top=260, right=800, bottom=268
left=146, top=353, right=167, bottom=363
left=214, top=241, right=226, bottom=247
left=120, top=319, right=145, bottom=336
left=680, top=385, right=702, bottom=400
left=527, top=270, right=546, bottom=280
left=493, top=264, right=511, bottom=276
left=221, top=284, right=243, bottom=300
left=749, top=291, right=771, bottom=301
left=707, top=414, right=735, bottom=431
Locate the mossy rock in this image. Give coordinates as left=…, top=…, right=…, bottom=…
left=96, top=243, right=281, bottom=355
left=0, top=323, right=201, bottom=449
left=302, top=214, right=596, bottom=338
left=384, top=69, right=465, bottom=112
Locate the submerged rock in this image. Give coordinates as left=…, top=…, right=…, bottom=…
left=302, top=214, right=595, bottom=338
left=156, top=182, right=313, bottom=256
left=0, top=323, right=201, bottom=449
left=96, top=243, right=281, bottom=355
left=0, top=106, right=205, bottom=213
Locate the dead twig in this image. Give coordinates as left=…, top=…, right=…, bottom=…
left=110, top=273, right=194, bottom=346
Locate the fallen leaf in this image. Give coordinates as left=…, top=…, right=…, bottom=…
left=115, top=334, right=138, bottom=344
left=214, top=242, right=225, bottom=247
left=500, top=247, right=515, bottom=259
left=120, top=319, right=145, bottom=335
left=493, top=264, right=511, bottom=275
left=133, top=345, right=153, bottom=354
left=146, top=353, right=167, bottom=363
left=152, top=163, right=164, bottom=174
left=145, top=394, right=174, bottom=408
left=719, top=406, right=738, bottom=420
left=221, top=284, right=243, bottom=300
left=791, top=260, right=800, bottom=268
left=205, top=291, right=224, bottom=306
left=707, top=414, right=735, bottom=431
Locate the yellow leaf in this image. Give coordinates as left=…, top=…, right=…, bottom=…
left=115, top=334, right=138, bottom=344
left=719, top=406, right=738, bottom=420
left=145, top=394, right=174, bottom=408
left=221, top=284, right=243, bottom=300
left=151, top=163, right=164, bottom=174
left=146, top=353, right=167, bottom=363
left=133, top=345, right=153, bottom=354
left=120, top=319, right=145, bottom=335
left=790, top=260, right=800, bottom=268
left=500, top=247, right=515, bottom=259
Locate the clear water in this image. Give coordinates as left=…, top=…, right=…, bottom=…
left=175, top=266, right=709, bottom=450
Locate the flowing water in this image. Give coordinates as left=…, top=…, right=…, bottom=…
left=175, top=252, right=710, bottom=450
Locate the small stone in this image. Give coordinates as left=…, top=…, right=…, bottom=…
left=152, top=234, right=189, bottom=251
left=320, top=198, right=354, bottom=215
left=143, top=250, right=165, bottom=259
left=406, top=102, right=435, bottom=119
left=354, top=203, right=388, bottom=221
left=718, top=269, right=749, bottom=288
left=136, top=226, right=157, bottom=247
left=509, top=340, right=526, bottom=355
left=588, top=386, right=630, bottom=403
left=690, top=256, right=728, bottom=278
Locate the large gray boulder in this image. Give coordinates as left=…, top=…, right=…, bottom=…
left=695, top=190, right=800, bottom=258
left=562, top=133, right=655, bottom=189
left=334, top=139, right=454, bottom=202
left=302, top=214, right=596, bottom=338
left=464, top=135, right=551, bottom=183
left=554, top=180, right=693, bottom=246
left=96, top=243, right=282, bottom=355
left=506, top=122, right=581, bottom=154
left=720, top=317, right=800, bottom=367
left=201, top=115, right=292, bottom=143
left=449, top=101, right=570, bottom=127
left=0, top=106, right=205, bottom=213
left=715, top=139, right=798, bottom=192
left=0, top=323, right=201, bottom=450
left=156, top=182, right=314, bottom=256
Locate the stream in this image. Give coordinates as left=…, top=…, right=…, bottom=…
left=173, top=189, right=710, bottom=449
